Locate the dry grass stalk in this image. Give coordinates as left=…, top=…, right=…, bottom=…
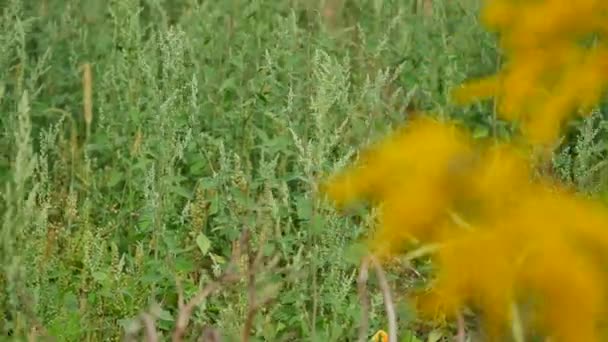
left=413, top=0, right=434, bottom=17
left=119, top=227, right=283, bottom=342
left=423, top=0, right=433, bottom=17
left=82, top=63, right=93, bottom=138
left=370, top=256, right=397, bottom=342
left=357, top=257, right=371, bottom=342
left=199, top=326, right=222, bottom=342
left=242, top=227, right=280, bottom=342
left=140, top=313, right=159, bottom=342
left=172, top=230, right=251, bottom=342
left=356, top=255, right=399, bottom=342
left=456, top=312, right=466, bottom=342
left=321, top=0, right=345, bottom=29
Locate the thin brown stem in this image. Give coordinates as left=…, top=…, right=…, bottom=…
left=172, top=230, right=251, bottom=342
left=423, top=0, right=433, bottom=17
left=172, top=274, right=241, bottom=342
left=456, top=311, right=466, bottom=342
left=242, top=225, right=282, bottom=342
left=242, top=233, right=257, bottom=342
left=357, top=257, right=371, bottom=342
left=370, top=256, right=397, bottom=342
left=200, top=326, right=222, bottom=342
left=170, top=227, right=284, bottom=342
left=141, top=313, right=159, bottom=342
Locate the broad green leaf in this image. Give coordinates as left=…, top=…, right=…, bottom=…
left=196, top=233, right=211, bottom=256
left=296, top=196, right=313, bottom=220
left=472, top=125, right=489, bottom=139
left=92, top=271, right=108, bottom=282
left=401, top=329, right=423, bottom=342
left=107, top=170, right=123, bottom=187
left=157, top=308, right=174, bottom=322
left=427, top=329, right=443, bottom=342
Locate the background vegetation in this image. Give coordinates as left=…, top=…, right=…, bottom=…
left=1, top=0, right=607, bottom=340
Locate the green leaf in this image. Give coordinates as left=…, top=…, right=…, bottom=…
left=107, top=170, right=123, bottom=187
left=196, top=233, right=211, bottom=256
left=310, top=215, right=325, bottom=236
left=175, top=256, right=194, bottom=273
left=157, top=308, right=174, bottom=322
left=472, top=125, right=489, bottom=139
left=219, top=77, right=237, bottom=93
left=92, top=271, right=108, bottom=282
left=209, top=197, right=219, bottom=215
left=427, top=329, right=443, bottom=342
left=171, top=185, right=192, bottom=199
left=209, top=253, right=226, bottom=265
left=296, top=196, right=313, bottom=220
left=344, top=242, right=368, bottom=265
left=400, top=329, right=423, bottom=342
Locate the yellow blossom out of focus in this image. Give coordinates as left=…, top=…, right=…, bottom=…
left=323, top=117, right=608, bottom=341
left=452, top=0, right=608, bottom=145
left=371, top=329, right=388, bottom=342
left=324, top=1, right=608, bottom=340
left=323, top=117, right=476, bottom=256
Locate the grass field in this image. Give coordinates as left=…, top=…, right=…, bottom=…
left=2, top=0, right=608, bottom=341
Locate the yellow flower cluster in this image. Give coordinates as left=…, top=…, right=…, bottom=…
left=452, top=0, right=608, bottom=145
left=371, top=330, right=388, bottom=342
left=325, top=117, right=608, bottom=340
left=323, top=1, right=608, bottom=340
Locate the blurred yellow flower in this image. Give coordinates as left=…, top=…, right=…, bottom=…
left=417, top=184, right=608, bottom=341
left=453, top=0, right=608, bottom=145
left=325, top=1, right=608, bottom=340
left=371, top=329, right=388, bottom=342
left=323, top=117, right=475, bottom=256
left=324, top=116, right=608, bottom=341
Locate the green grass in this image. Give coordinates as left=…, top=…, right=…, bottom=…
left=2, top=0, right=607, bottom=341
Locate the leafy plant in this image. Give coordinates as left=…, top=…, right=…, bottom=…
left=325, top=1, right=608, bottom=341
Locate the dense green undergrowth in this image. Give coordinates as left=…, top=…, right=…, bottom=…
left=1, top=0, right=607, bottom=341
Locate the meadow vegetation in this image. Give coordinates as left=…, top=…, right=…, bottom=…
left=2, top=0, right=608, bottom=341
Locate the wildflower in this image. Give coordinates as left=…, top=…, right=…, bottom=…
left=371, top=329, right=388, bottom=342
left=325, top=1, right=608, bottom=340
left=453, top=0, right=608, bottom=145
left=417, top=183, right=608, bottom=341
left=324, top=116, right=608, bottom=340
left=323, top=117, right=475, bottom=256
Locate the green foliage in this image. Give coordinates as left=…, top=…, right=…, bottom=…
left=0, top=0, right=601, bottom=340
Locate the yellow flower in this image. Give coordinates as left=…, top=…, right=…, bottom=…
left=371, top=329, right=388, bottom=342
left=324, top=116, right=608, bottom=340
left=325, top=1, right=608, bottom=340
left=418, top=185, right=608, bottom=341
left=323, top=117, right=474, bottom=255
left=454, top=0, right=608, bottom=145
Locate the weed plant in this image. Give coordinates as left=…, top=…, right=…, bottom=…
left=326, top=0, right=608, bottom=341
left=2, top=0, right=607, bottom=341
